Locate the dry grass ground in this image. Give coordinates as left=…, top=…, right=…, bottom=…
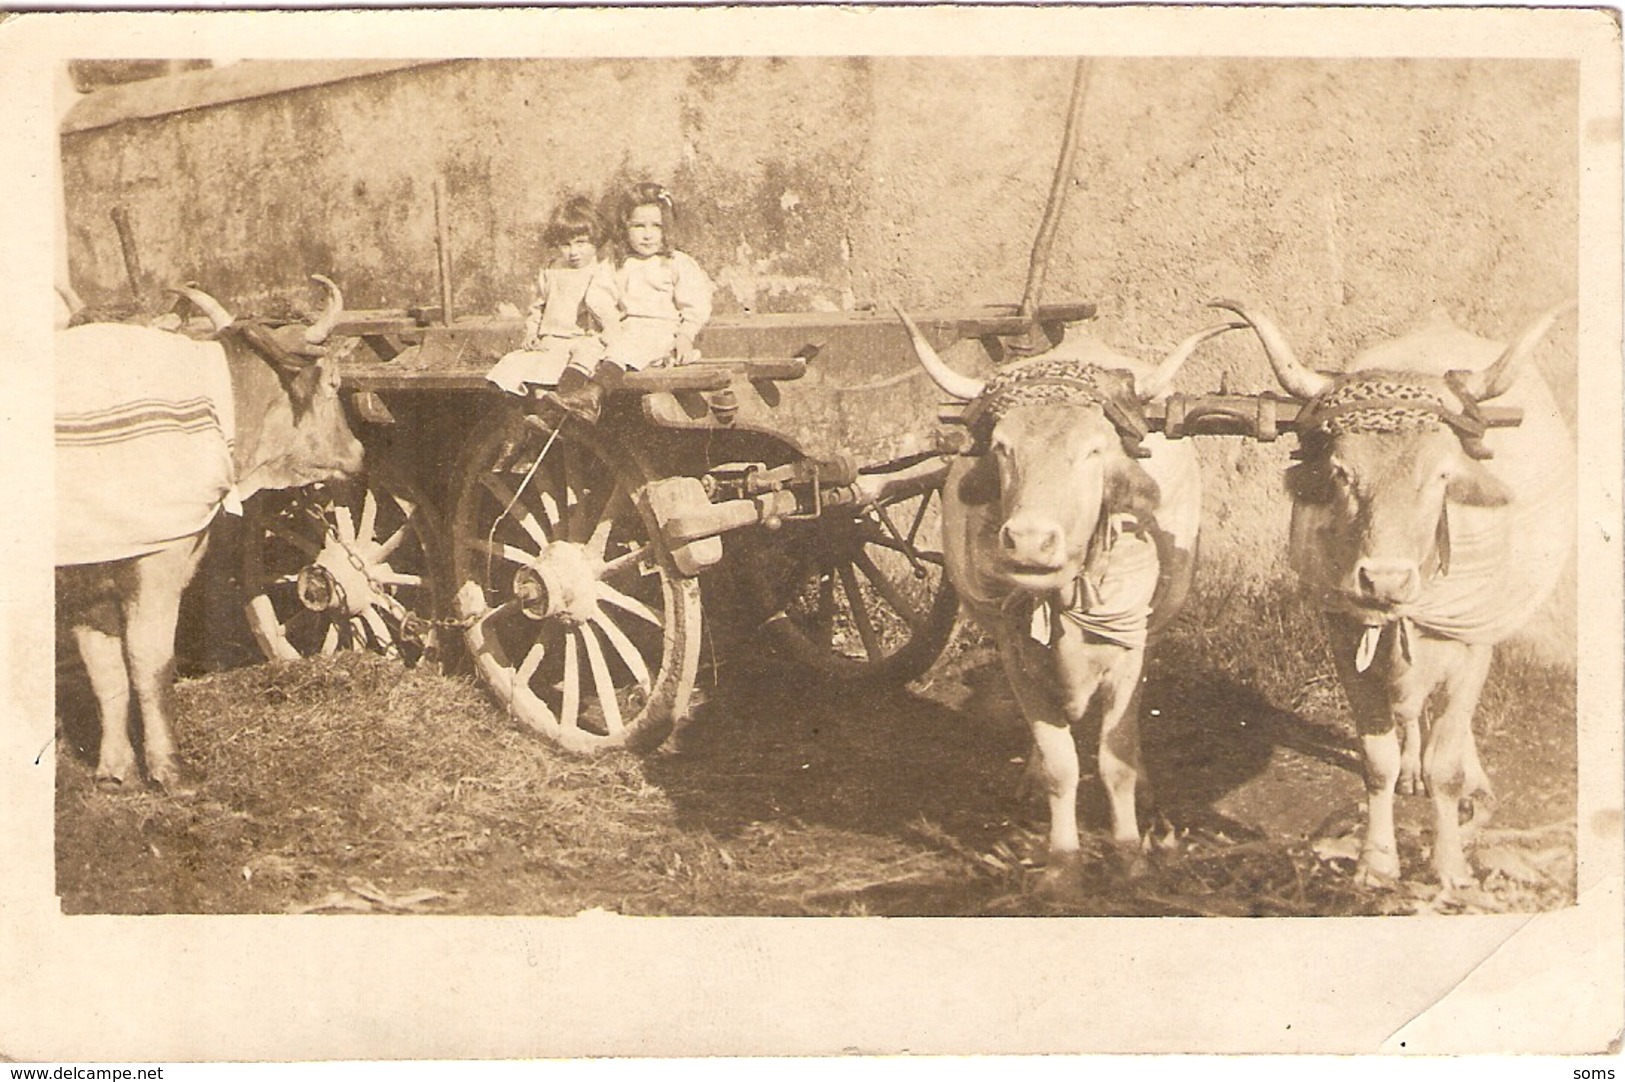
left=55, top=559, right=1575, bottom=917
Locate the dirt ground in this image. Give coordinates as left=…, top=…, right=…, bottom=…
left=54, top=560, right=1576, bottom=918
left=51, top=56, right=1580, bottom=919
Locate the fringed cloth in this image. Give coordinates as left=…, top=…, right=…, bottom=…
left=56, top=324, right=236, bottom=566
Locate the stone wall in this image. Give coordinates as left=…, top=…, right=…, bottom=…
left=58, top=56, right=1579, bottom=654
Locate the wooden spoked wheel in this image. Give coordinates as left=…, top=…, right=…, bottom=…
left=241, top=473, right=445, bottom=666
left=450, top=411, right=701, bottom=754
left=738, top=476, right=958, bottom=686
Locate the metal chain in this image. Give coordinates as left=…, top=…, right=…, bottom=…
left=290, top=492, right=478, bottom=647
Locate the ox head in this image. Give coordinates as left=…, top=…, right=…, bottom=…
left=174, top=278, right=364, bottom=495
left=897, top=305, right=1236, bottom=594
left=1211, top=298, right=1573, bottom=610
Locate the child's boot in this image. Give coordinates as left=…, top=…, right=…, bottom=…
left=527, top=367, right=601, bottom=429
left=544, top=378, right=605, bottom=424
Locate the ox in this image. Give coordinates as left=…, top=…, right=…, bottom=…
left=1211, top=298, right=1575, bottom=888
left=897, top=307, right=1239, bottom=883
left=56, top=278, right=365, bottom=794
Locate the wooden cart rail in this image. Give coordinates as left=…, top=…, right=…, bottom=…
left=335, top=301, right=1097, bottom=393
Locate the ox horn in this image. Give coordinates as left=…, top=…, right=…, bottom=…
left=171, top=284, right=235, bottom=332
left=1455, top=298, right=1577, bottom=403
left=1207, top=299, right=1333, bottom=400
left=891, top=302, right=985, bottom=401
left=304, top=274, right=344, bottom=345
left=1136, top=320, right=1248, bottom=400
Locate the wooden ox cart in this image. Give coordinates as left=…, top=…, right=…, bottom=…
left=237, top=301, right=1091, bottom=752
left=232, top=297, right=1529, bottom=756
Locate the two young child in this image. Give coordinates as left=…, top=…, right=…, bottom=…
left=487, top=182, right=715, bottom=425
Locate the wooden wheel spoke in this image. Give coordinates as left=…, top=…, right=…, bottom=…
left=361, top=606, right=394, bottom=648
left=561, top=444, right=598, bottom=542
left=537, top=491, right=563, bottom=530
left=320, top=620, right=341, bottom=654
left=334, top=506, right=358, bottom=544
left=586, top=479, right=628, bottom=560
left=376, top=506, right=423, bottom=560
left=596, top=583, right=663, bottom=628
left=852, top=548, right=926, bottom=631
left=854, top=526, right=946, bottom=567
left=462, top=535, right=533, bottom=569
left=358, top=488, right=381, bottom=545
left=590, top=610, right=652, bottom=692
left=598, top=543, right=652, bottom=580
left=580, top=625, right=625, bottom=734
left=479, top=474, right=551, bottom=548
left=517, top=640, right=547, bottom=685
left=378, top=571, right=424, bottom=588
left=836, top=562, right=884, bottom=661
left=903, top=491, right=933, bottom=547
left=561, top=634, right=582, bottom=731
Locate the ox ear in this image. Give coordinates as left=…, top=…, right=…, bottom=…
left=1446, top=460, right=1513, bottom=507
left=1284, top=459, right=1335, bottom=505
left=955, top=453, right=1000, bottom=506
left=1104, top=459, right=1161, bottom=522
left=283, top=363, right=324, bottom=419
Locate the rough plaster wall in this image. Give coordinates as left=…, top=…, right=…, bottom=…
left=59, top=56, right=1578, bottom=655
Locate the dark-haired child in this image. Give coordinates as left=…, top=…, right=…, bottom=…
left=487, top=195, right=606, bottom=397
left=544, top=182, right=714, bottom=424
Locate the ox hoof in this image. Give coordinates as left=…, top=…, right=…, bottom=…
left=1111, top=840, right=1152, bottom=880
left=1354, top=849, right=1401, bottom=889
left=94, top=769, right=141, bottom=794
left=1433, top=856, right=1478, bottom=892
left=1032, top=851, right=1086, bottom=900
left=149, top=762, right=200, bottom=799
left=1397, top=770, right=1420, bottom=797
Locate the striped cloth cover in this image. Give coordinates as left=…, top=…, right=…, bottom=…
left=56, top=323, right=236, bottom=566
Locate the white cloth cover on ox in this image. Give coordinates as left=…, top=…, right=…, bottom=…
left=1027, top=514, right=1160, bottom=650
left=56, top=323, right=236, bottom=566
left=1289, top=329, right=1574, bottom=655
left=945, top=433, right=1199, bottom=653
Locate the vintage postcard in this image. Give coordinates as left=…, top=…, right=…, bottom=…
left=2, top=4, right=1620, bottom=1063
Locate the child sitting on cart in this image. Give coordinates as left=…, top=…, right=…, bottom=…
left=539, top=182, right=716, bottom=425
left=486, top=195, right=606, bottom=400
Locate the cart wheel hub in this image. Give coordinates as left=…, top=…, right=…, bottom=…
left=296, top=564, right=346, bottom=613
left=302, top=539, right=381, bottom=617
left=514, top=542, right=601, bottom=625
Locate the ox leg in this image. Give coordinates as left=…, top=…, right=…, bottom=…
left=1422, top=642, right=1493, bottom=890
left=122, top=535, right=208, bottom=795
left=1093, top=651, right=1148, bottom=867
left=1397, top=713, right=1424, bottom=796
left=997, top=636, right=1084, bottom=883
left=1458, top=727, right=1496, bottom=841
left=1357, top=728, right=1404, bottom=887
left=72, top=616, right=137, bottom=790
left=1029, top=720, right=1083, bottom=873
left=1325, top=619, right=1404, bottom=886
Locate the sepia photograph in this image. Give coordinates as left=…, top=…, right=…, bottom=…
left=3, top=4, right=1622, bottom=1062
